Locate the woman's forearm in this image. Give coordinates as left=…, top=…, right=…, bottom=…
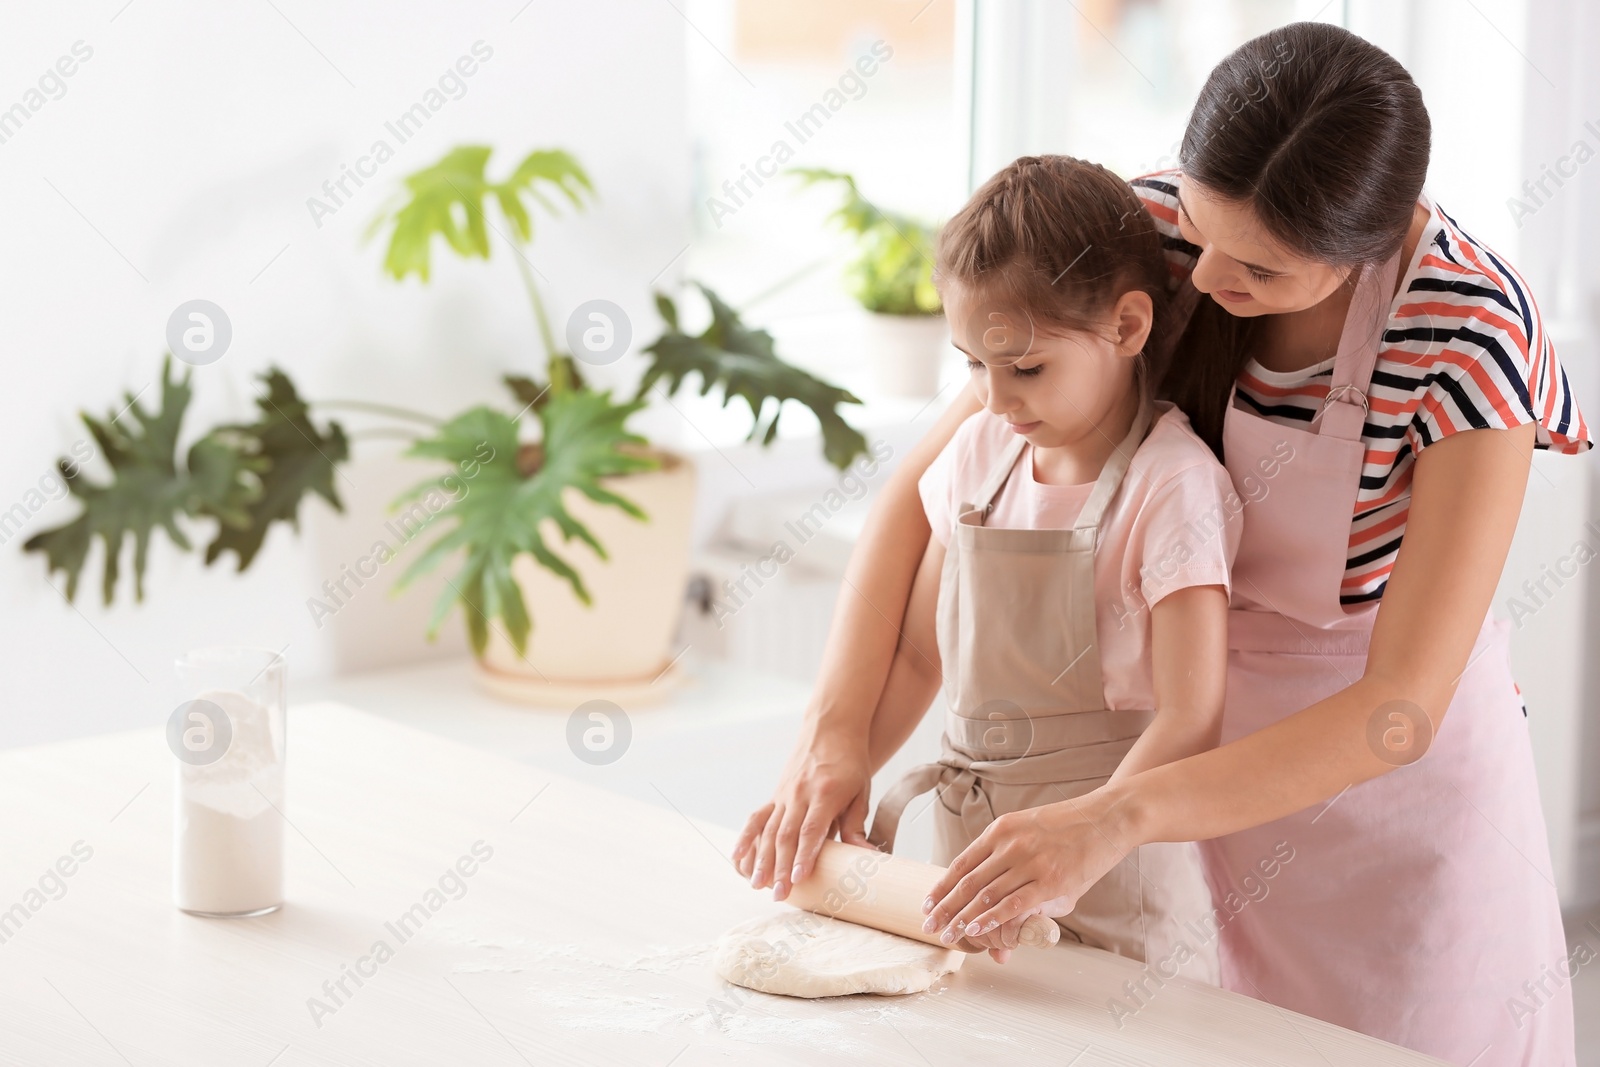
left=805, top=384, right=980, bottom=744
left=805, top=477, right=924, bottom=748
left=862, top=537, right=947, bottom=773
left=1107, top=712, right=1219, bottom=784
left=1111, top=426, right=1533, bottom=846
left=1108, top=672, right=1445, bottom=845
left=864, top=648, right=943, bottom=774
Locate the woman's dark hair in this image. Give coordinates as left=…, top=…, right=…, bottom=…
left=937, top=154, right=1169, bottom=380
left=1157, top=21, right=1432, bottom=457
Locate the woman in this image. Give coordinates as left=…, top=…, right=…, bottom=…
left=733, top=21, right=1590, bottom=1066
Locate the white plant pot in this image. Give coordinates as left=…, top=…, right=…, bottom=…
left=475, top=449, right=696, bottom=707
left=862, top=312, right=951, bottom=398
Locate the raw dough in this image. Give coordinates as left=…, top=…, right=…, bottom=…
left=713, top=913, right=965, bottom=998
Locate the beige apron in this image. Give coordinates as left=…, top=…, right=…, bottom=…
left=869, top=386, right=1217, bottom=980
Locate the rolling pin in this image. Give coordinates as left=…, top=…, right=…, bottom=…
left=782, top=840, right=1061, bottom=949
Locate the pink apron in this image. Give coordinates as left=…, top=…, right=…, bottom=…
left=1202, top=247, right=1576, bottom=1065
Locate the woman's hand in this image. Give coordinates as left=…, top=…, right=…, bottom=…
left=731, top=730, right=874, bottom=901
left=951, top=913, right=1051, bottom=964
left=920, top=788, right=1142, bottom=951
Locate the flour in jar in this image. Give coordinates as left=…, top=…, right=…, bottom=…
left=174, top=688, right=284, bottom=916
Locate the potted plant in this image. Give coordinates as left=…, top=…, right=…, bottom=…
left=789, top=167, right=949, bottom=398
left=26, top=145, right=869, bottom=708
left=368, top=145, right=869, bottom=703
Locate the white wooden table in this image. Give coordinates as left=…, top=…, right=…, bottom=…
left=0, top=703, right=1448, bottom=1066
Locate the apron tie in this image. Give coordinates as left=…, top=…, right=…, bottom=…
left=867, top=741, right=989, bottom=855
left=866, top=727, right=1146, bottom=853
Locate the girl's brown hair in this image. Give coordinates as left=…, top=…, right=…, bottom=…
left=1162, top=22, right=1432, bottom=457
left=936, top=154, right=1170, bottom=375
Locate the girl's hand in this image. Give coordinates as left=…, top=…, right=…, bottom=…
left=920, top=790, right=1139, bottom=948
left=731, top=732, right=874, bottom=901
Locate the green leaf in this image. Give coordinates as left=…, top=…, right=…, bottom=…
left=187, top=432, right=267, bottom=532
left=653, top=292, right=678, bottom=331
left=503, top=362, right=585, bottom=417
left=24, top=356, right=265, bottom=604
left=788, top=167, right=942, bottom=315
left=203, top=369, right=349, bottom=572
left=640, top=284, right=869, bottom=470
left=372, top=145, right=594, bottom=282
left=392, top=389, right=657, bottom=657
left=25, top=358, right=200, bottom=602
left=503, top=374, right=553, bottom=415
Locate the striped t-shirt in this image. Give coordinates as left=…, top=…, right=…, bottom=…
left=1130, top=171, right=1594, bottom=607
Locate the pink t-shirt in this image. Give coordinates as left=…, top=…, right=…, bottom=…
left=918, top=400, right=1242, bottom=714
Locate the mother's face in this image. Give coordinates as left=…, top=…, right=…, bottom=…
left=1175, top=180, right=1353, bottom=317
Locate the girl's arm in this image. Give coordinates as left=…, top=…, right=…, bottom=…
left=1107, top=583, right=1229, bottom=782
left=733, top=383, right=983, bottom=900
left=923, top=421, right=1538, bottom=948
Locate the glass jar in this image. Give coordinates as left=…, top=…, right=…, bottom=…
left=169, top=646, right=287, bottom=917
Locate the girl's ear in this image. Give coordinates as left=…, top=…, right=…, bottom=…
left=1112, top=290, right=1155, bottom=357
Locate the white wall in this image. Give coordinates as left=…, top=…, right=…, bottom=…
left=0, top=1, right=690, bottom=746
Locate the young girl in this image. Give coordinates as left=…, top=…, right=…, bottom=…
left=858, top=155, right=1240, bottom=975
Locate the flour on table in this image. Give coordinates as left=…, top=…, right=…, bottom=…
left=426, top=920, right=1009, bottom=1056
left=714, top=913, right=964, bottom=998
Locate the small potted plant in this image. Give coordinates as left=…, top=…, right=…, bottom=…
left=790, top=167, right=949, bottom=397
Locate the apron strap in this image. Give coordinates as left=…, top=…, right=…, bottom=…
left=968, top=436, right=1027, bottom=518
left=1312, top=244, right=1405, bottom=442
left=866, top=755, right=975, bottom=854
left=946, top=705, right=1156, bottom=754
left=1075, top=385, right=1155, bottom=531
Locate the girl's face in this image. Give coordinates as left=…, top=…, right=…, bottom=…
left=1176, top=179, right=1352, bottom=316
left=944, top=281, right=1151, bottom=451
